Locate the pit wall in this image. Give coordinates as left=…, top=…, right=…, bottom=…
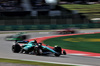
left=0, top=23, right=100, bottom=31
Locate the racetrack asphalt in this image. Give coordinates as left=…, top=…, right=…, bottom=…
left=0, top=29, right=100, bottom=66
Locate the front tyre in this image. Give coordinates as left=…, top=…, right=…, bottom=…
left=63, top=50, right=67, bottom=55
left=53, top=46, right=62, bottom=55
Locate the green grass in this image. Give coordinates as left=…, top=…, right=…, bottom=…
left=0, top=58, right=74, bottom=66
left=60, top=4, right=100, bottom=19
left=43, top=33, right=100, bottom=53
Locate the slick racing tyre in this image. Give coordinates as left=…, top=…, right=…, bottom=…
left=34, top=47, right=43, bottom=55
left=63, top=50, right=67, bottom=55
left=53, top=46, right=62, bottom=55
left=12, top=44, right=21, bottom=53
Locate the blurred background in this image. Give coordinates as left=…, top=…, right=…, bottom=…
left=0, top=0, right=100, bottom=30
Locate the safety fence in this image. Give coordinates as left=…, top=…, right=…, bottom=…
left=0, top=23, right=100, bottom=31
left=0, top=15, right=90, bottom=25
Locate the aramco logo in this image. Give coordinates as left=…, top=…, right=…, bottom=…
left=63, top=38, right=100, bottom=42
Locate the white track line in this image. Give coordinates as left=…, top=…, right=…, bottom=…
left=39, top=32, right=49, bottom=34
left=0, top=57, right=92, bottom=66
left=69, top=53, right=88, bottom=56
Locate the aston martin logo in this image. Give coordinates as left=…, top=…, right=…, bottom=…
left=63, top=38, right=100, bottom=42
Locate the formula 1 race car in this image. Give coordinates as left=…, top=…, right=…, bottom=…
left=56, top=28, right=77, bottom=34
left=5, top=32, right=29, bottom=41
left=12, top=41, right=66, bottom=57
left=33, top=44, right=66, bottom=57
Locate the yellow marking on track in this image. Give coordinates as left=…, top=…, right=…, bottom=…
left=63, top=38, right=100, bottom=42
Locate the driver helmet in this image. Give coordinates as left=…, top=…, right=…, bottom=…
left=54, top=45, right=58, bottom=47
left=38, top=43, right=42, bottom=46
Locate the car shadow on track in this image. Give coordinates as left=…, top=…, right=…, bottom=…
left=34, top=54, right=69, bottom=58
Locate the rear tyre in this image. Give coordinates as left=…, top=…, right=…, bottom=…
left=12, top=44, right=21, bottom=53
left=22, top=35, right=26, bottom=40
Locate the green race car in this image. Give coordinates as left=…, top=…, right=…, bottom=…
left=5, top=32, right=29, bottom=41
